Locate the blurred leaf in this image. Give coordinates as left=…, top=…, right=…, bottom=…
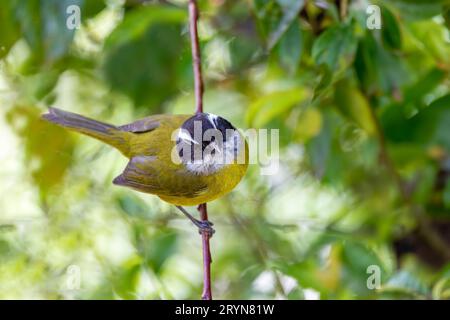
left=387, top=0, right=448, bottom=20
left=403, top=67, right=447, bottom=107
left=432, top=276, right=450, bottom=299
left=278, top=260, right=329, bottom=294
left=103, top=5, right=187, bottom=108
left=6, top=105, right=74, bottom=201
left=312, top=23, right=357, bottom=70
left=133, top=225, right=178, bottom=274
left=443, top=180, right=450, bottom=209
left=0, top=1, right=20, bottom=59
left=444, top=5, right=450, bottom=30
left=382, top=94, right=450, bottom=150
left=112, top=257, right=141, bottom=299
left=334, top=80, right=376, bottom=135
left=412, top=165, right=436, bottom=204
left=295, top=107, right=322, bottom=142
left=267, top=0, right=305, bottom=49
left=381, top=270, right=429, bottom=298
left=104, top=6, right=186, bottom=49
left=342, top=242, right=385, bottom=283
left=408, top=20, right=450, bottom=64
left=246, top=87, right=309, bottom=127
left=0, top=225, right=16, bottom=233
left=305, top=110, right=334, bottom=179
left=117, top=194, right=150, bottom=219
left=354, top=31, right=407, bottom=95
left=354, top=33, right=378, bottom=94
left=313, top=66, right=332, bottom=96
left=0, top=239, right=12, bottom=261
left=11, top=0, right=80, bottom=66
left=82, top=0, right=106, bottom=18
left=381, top=6, right=402, bottom=50
left=277, top=20, right=303, bottom=73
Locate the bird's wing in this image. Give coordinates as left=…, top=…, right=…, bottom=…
left=118, top=114, right=191, bottom=133
left=118, top=117, right=161, bottom=133
left=113, top=155, right=208, bottom=198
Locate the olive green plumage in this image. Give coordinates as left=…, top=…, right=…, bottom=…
left=42, top=107, right=248, bottom=206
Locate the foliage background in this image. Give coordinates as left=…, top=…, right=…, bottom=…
left=1, top=0, right=450, bottom=299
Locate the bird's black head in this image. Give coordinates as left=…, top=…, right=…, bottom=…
left=175, top=113, right=241, bottom=174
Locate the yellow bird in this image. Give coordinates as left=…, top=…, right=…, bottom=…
left=42, top=107, right=248, bottom=233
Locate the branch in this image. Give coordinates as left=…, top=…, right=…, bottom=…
left=189, top=0, right=204, bottom=114
left=188, top=0, right=212, bottom=300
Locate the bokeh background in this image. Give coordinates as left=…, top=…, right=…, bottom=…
left=1, top=0, right=450, bottom=299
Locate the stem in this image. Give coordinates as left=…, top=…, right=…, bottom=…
left=198, top=203, right=212, bottom=300
left=188, top=0, right=212, bottom=300
left=189, top=0, right=204, bottom=114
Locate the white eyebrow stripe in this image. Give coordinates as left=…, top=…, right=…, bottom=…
left=207, top=113, right=218, bottom=128
left=178, top=130, right=199, bottom=144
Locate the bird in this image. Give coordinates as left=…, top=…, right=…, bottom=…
left=42, top=107, right=248, bottom=234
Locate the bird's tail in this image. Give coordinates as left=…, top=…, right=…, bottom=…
left=42, top=107, right=129, bottom=155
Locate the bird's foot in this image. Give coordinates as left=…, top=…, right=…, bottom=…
left=175, top=206, right=215, bottom=237
left=195, top=220, right=215, bottom=237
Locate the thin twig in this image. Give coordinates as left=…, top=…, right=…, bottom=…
left=189, top=0, right=204, bottom=114
left=188, top=0, right=212, bottom=300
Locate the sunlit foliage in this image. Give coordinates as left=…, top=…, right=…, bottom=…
left=0, top=0, right=450, bottom=299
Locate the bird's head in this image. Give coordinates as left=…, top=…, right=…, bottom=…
left=176, top=113, right=244, bottom=175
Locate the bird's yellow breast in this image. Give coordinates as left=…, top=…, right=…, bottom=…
left=159, top=160, right=248, bottom=206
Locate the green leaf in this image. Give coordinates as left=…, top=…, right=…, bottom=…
left=0, top=1, right=20, bottom=59
left=133, top=225, right=178, bottom=274
left=354, top=31, right=408, bottom=95
left=105, top=6, right=186, bottom=49
left=312, top=24, right=357, bottom=70
left=103, top=6, right=187, bottom=107
left=333, top=80, right=376, bottom=135
left=277, top=20, right=303, bottom=73
left=267, top=0, right=305, bottom=49
left=443, top=179, right=450, bottom=209
left=341, top=242, right=387, bottom=296
left=381, top=6, right=402, bottom=50
left=6, top=105, right=75, bottom=201
left=82, top=0, right=106, bottom=18
left=408, top=20, right=450, bottom=64
left=246, top=87, right=309, bottom=127
left=403, top=68, right=447, bottom=106
left=117, top=194, right=150, bottom=219
left=386, top=0, right=448, bottom=20
left=382, top=94, right=450, bottom=150
left=12, top=0, right=80, bottom=65
left=112, top=257, right=141, bottom=299
left=432, top=276, right=450, bottom=299
left=295, top=107, right=322, bottom=142
left=305, top=110, right=334, bottom=179
left=381, top=270, right=429, bottom=298
left=444, top=5, right=450, bottom=30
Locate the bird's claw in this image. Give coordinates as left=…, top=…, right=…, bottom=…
left=197, top=220, right=215, bottom=237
